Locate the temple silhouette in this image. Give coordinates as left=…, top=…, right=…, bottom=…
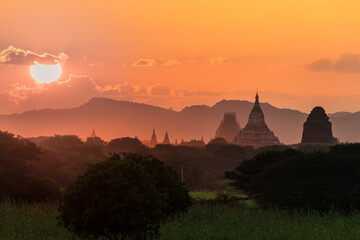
left=301, top=106, right=338, bottom=144
left=215, top=112, right=241, bottom=142
left=234, top=91, right=280, bottom=147
left=162, top=131, right=171, bottom=145
left=142, top=129, right=173, bottom=147
left=150, top=128, right=158, bottom=147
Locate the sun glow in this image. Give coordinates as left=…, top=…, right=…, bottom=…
left=30, top=62, right=62, bottom=83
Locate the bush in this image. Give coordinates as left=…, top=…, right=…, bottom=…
left=227, top=148, right=360, bottom=212
left=58, top=153, right=191, bottom=239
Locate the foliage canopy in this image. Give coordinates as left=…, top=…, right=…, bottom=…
left=226, top=145, right=360, bottom=212
left=58, top=153, right=191, bottom=239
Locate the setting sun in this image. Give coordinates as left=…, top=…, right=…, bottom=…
left=30, top=62, right=62, bottom=83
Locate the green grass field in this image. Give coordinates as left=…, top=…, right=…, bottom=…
left=1, top=197, right=360, bottom=240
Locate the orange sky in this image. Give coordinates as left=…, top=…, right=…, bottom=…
left=1, top=0, right=360, bottom=114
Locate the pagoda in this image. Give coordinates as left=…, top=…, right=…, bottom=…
left=215, top=112, right=241, bottom=142
left=233, top=91, right=280, bottom=147
left=90, top=129, right=97, bottom=138
left=301, top=106, right=338, bottom=144
left=149, top=128, right=158, bottom=147
left=162, top=131, right=171, bottom=145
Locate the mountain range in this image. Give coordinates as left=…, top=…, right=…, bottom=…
left=1, top=97, right=359, bottom=144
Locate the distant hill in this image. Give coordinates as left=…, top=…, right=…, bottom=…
left=0, top=97, right=359, bottom=144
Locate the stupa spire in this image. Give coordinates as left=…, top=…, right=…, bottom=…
left=90, top=129, right=97, bottom=138
left=255, top=88, right=259, bottom=103
left=233, top=91, right=280, bottom=147
left=162, top=131, right=171, bottom=145
left=150, top=128, right=158, bottom=147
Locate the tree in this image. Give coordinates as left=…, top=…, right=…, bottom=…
left=106, top=137, right=149, bottom=155
left=225, top=149, right=301, bottom=191
left=0, top=131, right=60, bottom=202
left=38, top=135, right=84, bottom=154
left=0, top=131, right=41, bottom=172
left=207, top=137, right=228, bottom=145
left=58, top=153, right=191, bottom=239
left=226, top=147, right=360, bottom=212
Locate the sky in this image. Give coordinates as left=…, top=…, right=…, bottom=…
left=1, top=0, right=360, bottom=114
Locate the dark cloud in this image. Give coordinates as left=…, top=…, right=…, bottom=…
left=307, top=54, right=360, bottom=73
left=0, top=46, right=68, bottom=65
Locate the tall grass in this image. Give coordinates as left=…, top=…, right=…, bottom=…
left=161, top=203, right=360, bottom=240
left=1, top=200, right=360, bottom=240
left=0, top=201, right=77, bottom=240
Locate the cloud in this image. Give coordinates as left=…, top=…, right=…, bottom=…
left=162, top=58, right=183, bottom=66
left=210, top=57, right=232, bottom=66
left=307, top=54, right=360, bottom=73
left=136, top=84, right=148, bottom=95
left=179, top=89, right=223, bottom=97
left=0, top=46, right=68, bottom=65
left=89, top=62, right=104, bottom=68
left=131, top=59, right=156, bottom=67
left=6, top=77, right=173, bottom=106
left=188, top=59, right=199, bottom=64
left=150, top=85, right=172, bottom=96
left=6, top=83, right=45, bottom=104
left=5, top=75, right=100, bottom=108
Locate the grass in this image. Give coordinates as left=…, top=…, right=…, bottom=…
left=161, top=204, right=360, bottom=240
left=0, top=201, right=77, bottom=240
left=189, top=191, right=217, bottom=201
left=1, top=197, right=360, bottom=240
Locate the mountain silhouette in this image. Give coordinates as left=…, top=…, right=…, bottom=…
left=0, top=97, right=359, bottom=144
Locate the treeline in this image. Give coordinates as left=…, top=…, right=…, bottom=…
left=226, top=143, right=360, bottom=212
left=21, top=133, right=335, bottom=192
left=1, top=129, right=347, bottom=204
left=30, top=135, right=261, bottom=190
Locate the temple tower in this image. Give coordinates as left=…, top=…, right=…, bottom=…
left=215, top=112, right=241, bottom=142
left=234, top=91, right=280, bottom=147
left=90, top=129, right=97, bottom=138
left=301, top=106, right=338, bottom=144
left=150, top=128, right=158, bottom=147
left=162, top=131, right=171, bottom=145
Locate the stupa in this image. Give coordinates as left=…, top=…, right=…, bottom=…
left=215, top=112, right=241, bottom=142
left=301, top=106, right=338, bottom=144
left=149, top=128, right=158, bottom=147
left=233, top=91, right=280, bottom=147
left=162, top=131, right=171, bottom=145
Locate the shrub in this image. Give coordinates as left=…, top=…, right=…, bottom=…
left=58, top=153, right=191, bottom=239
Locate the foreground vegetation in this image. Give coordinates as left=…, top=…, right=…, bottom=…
left=2, top=200, right=360, bottom=240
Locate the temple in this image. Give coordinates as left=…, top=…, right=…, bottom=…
left=90, top=129, right=97, bottom=138
left=162, top=131, right=171, bottom=145
left=215, top=112, right=241, bottom=142
left=149, top=128, right=158, bottom=147
left=301, top=106, right=338, bottom=144
left=233, top=91, right=280, bottom=147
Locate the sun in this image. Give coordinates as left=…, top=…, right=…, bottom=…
left=30, top=62, right=62, bottom=83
